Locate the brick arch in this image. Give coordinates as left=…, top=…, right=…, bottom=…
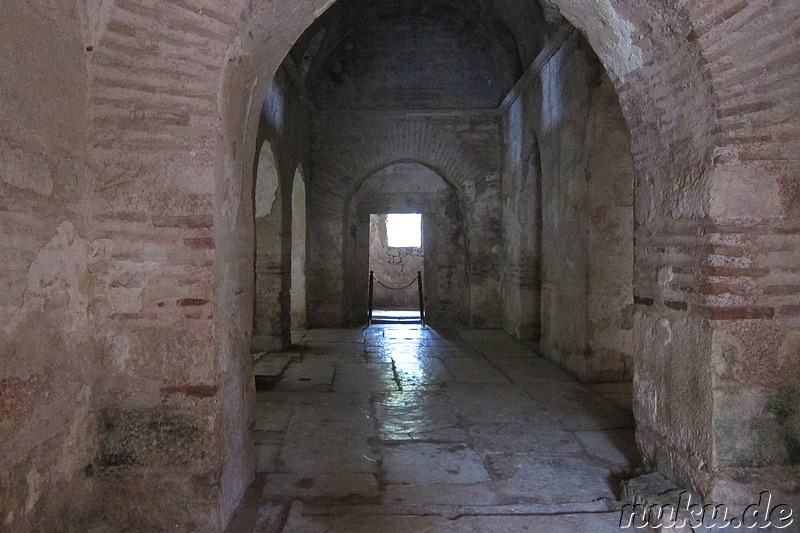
left=90, top=0, right=800, bottom=221
left=303, top=112, right=503, bottom=326
left=220, top=0, right=721, bottom=203
left=312, top=117, right=498, bottom=214
left=214, top=0, right=798, bottom=508
left=83, top=0, right=799, bottom=526
left=92, top=0, right=799, bottom=206
left=350, top=158, right=461, bottom=199
left=344, top=161, right=470, bottom=326
left=86, top=0, right=727, bottom=229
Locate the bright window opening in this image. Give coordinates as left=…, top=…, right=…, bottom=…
left=386, top=213, right=422, bottom=248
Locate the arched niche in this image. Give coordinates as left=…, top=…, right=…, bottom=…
left=584, top=73, right=635, bottom=381
left=502, top=100, right=543, bottom=343
left=290, top=166, right=307, bottom=331
left=252, top=140, right=286, bottom=353
left=254, top=141, right=280, bottom=219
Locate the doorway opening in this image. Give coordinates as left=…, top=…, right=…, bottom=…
left=345, top=162, right=467, bottom=327
left=369, top=213, right=424, bottom=324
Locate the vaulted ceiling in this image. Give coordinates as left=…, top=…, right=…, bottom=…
left=286, top=0, right=558, bottom=109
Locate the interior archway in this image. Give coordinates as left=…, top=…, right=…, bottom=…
left=7, top=0, right=783, bottom=531
left=345, top=162, right=468, bottom=326
left=216, top=0, right=723, bottom=523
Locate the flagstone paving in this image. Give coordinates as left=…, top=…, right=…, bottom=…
left=235, top=325, right=642, bottom=532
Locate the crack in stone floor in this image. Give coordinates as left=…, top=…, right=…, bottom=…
left=236, top=325, right=641, bottom=532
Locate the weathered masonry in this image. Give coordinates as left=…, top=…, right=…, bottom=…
left=1, top=0, right=798, bottom=531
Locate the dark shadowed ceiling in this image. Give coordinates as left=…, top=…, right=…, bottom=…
left=286, top=0, right=557, bottom=110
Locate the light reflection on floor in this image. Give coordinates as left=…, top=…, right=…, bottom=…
left=245, top=324, right=640, bottom=533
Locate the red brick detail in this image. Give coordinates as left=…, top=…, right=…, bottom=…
left=711, top=246, right=749, bottom=258
left=703, top=306, right=776, bottom=320
left=177, top=298, right=209, bottom=307
left=704, top=283, right=735, bottom=296
left=160, top=384, right=218, bottom=398
left=111, top=313, right=146, bottom=320
left=95, top=212, right=148, bottom=222
left=184, top=237, right=215, bottom=249
left=152, top=215, right=213, bottom=229
left=708, top=267, right=769, bottom=278
left=716, top=101, right=775, bottom=119
left=778, top=306, right=800, bottom=317
left=665, top=300, right=688, bottom=311
left=764, top=285, right=800, bottom=296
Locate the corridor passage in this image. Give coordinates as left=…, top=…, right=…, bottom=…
left=241, top=326, right=640, bottom=532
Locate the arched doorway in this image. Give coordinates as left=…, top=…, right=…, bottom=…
left=215, top=0, right=721, bottom=522
left=70, top=0, right=796, bottom=529
left=345, top=162, right=468, bottom=326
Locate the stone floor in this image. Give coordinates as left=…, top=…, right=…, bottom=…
left=231, top=325, right=642, bottom=532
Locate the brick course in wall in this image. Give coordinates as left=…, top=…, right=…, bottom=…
left=1, top=0, right=798, bottom=531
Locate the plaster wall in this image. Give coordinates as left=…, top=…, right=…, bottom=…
left=0, top=2, right=97, bottom=530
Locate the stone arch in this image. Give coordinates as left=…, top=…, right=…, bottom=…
left=343, top=156, right=471, bottom=253
left=80, top=0, right=799, bottom=526
left=305, top=114, right=500, bottom=326
left=343, top=161, right=470, bottom=326
left=347, top=158, right=467, bottom=207
left=310, top=116, right=499, bottom=218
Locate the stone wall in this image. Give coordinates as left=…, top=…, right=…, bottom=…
left=85, top=0, right=253, bottom=528
left=685, top=1, right=800, bottom=506
left=536, top=34, right=597, bottom=377
left=252, top=64, right=313, bottom=352
left=501, top=30, right=634, bottom=381
left=0, top=2, right=97, bottom=530
left=585, top=75, right=635, bottom=381
left=252, top=142, right=284, bottom=352
left=500, top=65, right=543, bottom=342
left=0, top=1, right=797, bottom=531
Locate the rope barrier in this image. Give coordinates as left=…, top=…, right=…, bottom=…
left=368, top=270, right=425, bottom=327
left=374, top=276, right=418, bottom=291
